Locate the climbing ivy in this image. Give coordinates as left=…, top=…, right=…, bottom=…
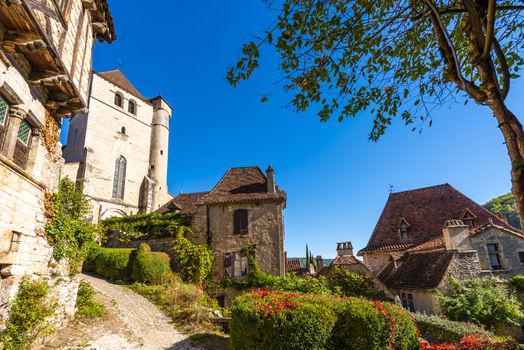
left=172, top=227, right=213, bottom=285
left=99, top=212, right=191, bottom=242
left=45, top=178, right=95, bottom=274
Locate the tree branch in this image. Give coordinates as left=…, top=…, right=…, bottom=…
left=492, top=37, right=510, bottom=99
left=483, top=0, right=496, bottom=58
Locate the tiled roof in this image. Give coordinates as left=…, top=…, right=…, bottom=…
left=406, top=237, right=445, bottom=252
left=197, top=166, right=286, bottom=206
left=156, top=192, right=209, bottom=215
left=359, top=184, right=520, bottom=255
left=287, top=258, right=302, bottom=273
left=96, top=70, right=148, bottom=102
left=316, top=254, right=371, bottom=276
left=379, top=251, right=455, bottom=290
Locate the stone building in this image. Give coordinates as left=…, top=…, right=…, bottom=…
left=358, top=184, right=524, bottom=315
left=158, top=165, right=286, bottom=281
left=62, top=69, right=172, bottom=222
left=0, top=0, right=114, bottom=327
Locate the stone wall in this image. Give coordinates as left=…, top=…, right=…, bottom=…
left=362, top=251, right=391, bottom=274
left=190, top=201, right=285, bottom=281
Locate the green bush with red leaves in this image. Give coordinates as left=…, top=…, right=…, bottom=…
left=229, top=289, right=419, bottom=350
left=419, top=334, right=519, bottom=350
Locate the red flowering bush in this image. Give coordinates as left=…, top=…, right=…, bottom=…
left=419, top=334, right=519, bottom=350
left=230, top=289, right=420, bottom=350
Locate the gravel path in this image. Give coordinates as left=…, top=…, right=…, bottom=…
left=39, top=274, right=201, bottom=350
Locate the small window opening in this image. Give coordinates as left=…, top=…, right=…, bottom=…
left=398, top=218, right=410, bottom=240
left=128, top=100, right=136, bottom=114
left=400, top=293, right=415, bottom=312
left=518, top=252, right=524, bottom=264
left=150, top=164, right=155, bottom=170
left=487, top=243, right=502, bottom=270
left=160, top=150, right=163, bottom=155
left=114, top=92, right=123, bottom=107
left=463, top=210, right=476, bottom=228
left=233, top=209, right=249, bottom=235
left=120, top=126, right=126, bottom=134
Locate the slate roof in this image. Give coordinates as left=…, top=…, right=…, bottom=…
left=156, top=192, right=209, bottom=215
left=378, top=251, right=455, bottom=290
left=96, top=70, right=149, bottom=102
left=197, top=166, right=286, bottom=206
left=359, top=184, right=520, bottom=255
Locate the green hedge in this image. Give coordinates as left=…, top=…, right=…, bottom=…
left=229, top=289, right=419, bottom=350
left=87, top=244, right=172, bottom=284
left=131, top=244, right=172, bottom=284
left=414, top=313, right=494, bottom=343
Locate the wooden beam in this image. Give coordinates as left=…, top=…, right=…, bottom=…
left=81, top=0, right=96, bottom=11
left=0, top=0, right=22, bottom=6
left=29, top=69, right=66, bottom=86
left=3, top=30, right=46, bottom=50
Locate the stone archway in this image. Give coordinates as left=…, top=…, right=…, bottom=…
left=99, top=208, right=127, bottom=221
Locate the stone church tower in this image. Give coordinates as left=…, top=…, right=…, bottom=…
left=62, top=70, right=172, bottom=222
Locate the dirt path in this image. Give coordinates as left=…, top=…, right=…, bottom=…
left=38, top=274, right=201, bottom=350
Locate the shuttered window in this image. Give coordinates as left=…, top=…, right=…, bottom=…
left=233, top=209, right=248, bottom=235
left=112, top=156, right=127, bottom=199
left=13, top=120, right=31, bottom=169
left=0, top=95, right=8, bottom=126
left=223, top=252, right=249, bottom=278
left=17, top=120, right=31, bottom=145
left=114, top=92, right=123, bottom=107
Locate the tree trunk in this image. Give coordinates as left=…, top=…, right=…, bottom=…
left=489, top=96, right=524, bottom=229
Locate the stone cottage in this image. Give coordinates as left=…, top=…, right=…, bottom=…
left=158, top=165, right=286, bottom=281
left=0, top=0, right=114, bottom=327
left=358, top=184, right=524, bottom=315
left=62, top=70, right=173, bottom=222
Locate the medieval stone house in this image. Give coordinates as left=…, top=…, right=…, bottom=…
left=158, top=165, right=286, bottom=281
left=358, top=184, right=524, bottom=315
left=62, top=69, right=173, bottom=222
left=0, top=0, right=114, bottom=325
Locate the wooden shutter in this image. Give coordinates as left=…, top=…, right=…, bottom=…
left=0, top=96, right=8, bottom=152
left=13, top=120, right=31, bottom=169
left=233, top=209, right=248, bottom=235
left=224, top=253, right=234, bottom=277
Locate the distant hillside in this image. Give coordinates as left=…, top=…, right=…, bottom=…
left=289, top=258, right=334, bottom=268
left=483, top=193, right=521, bottom=230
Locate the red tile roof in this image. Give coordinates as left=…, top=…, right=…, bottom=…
left=286, top=258, right=302, bottom=273
left=96, top=70, right=149, bottom=102
left=156, top=192, right=208, bottom=215
left=197, top=166, right=286, bottom=206
left=359, top=184, right=520, bottom=255
left=378, top=251, right=455, bottom=290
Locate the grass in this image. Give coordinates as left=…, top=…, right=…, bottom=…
left=75, top=281, right=106, bottom=319
left=127, top=278, right=224, bottom=335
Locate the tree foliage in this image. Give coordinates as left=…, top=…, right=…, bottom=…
left=172, top=229, right=213, bottom=284
left=326, top=266, right=390, bottom=300
left=45, top=178, right=95, bottom=273
left=228, top=0, right=523, bottom=138
left=484, top=193, right=521, bottom=229
left=437, top=277, right=523, bottom=329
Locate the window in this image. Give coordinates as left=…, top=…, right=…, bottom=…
left=400, top=292, right=415, bottom=312
left=0, top=94, right=8, bottom=126
left=487, top=243, right=502, bottom=270
left=519, top=252, right=524, bottom=264
left=112, top=156, right=127, bottom=199
left=224, top=252, right=249, bottom=278
left=128, top=100, right=136, bottom=114
left=17, top=120, right=31, bottom=145
left=114, top=92, right=123, bottom=107
left=233, top=209, right=248, bottom=234
left=398, top=218, right=410, bottom=240
left=120, top=126, right=126, bottom=134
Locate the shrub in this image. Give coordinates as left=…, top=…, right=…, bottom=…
left=131, top=244, right=172, bottom=284
left=75, top=281, right=106, bottom=318
left=83, top=241, right=102, bottom=273
left=414, top=313, right=494, bottom=343
left=230, top=289, right=338, bottom=350
left=129, top=278, right=222, bottom=334
left=420, top=334, right=519, bottom=350
left=94, top=247, right=133, bottom=280
left=510, top=275, right=524, bottom=293
left=326, top=266, right=390, bottom=300
left=0, top=278, right=56, bottom=350
left=229, top=289, right=420, bottom=350
left=437, top=277, right=523, bottom=329
left=172, top=231, right=213, bottom=284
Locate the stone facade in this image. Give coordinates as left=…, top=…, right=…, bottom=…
left=0, top=0, right=113, bottom=331
left=158, top=166, right=286, bottom=282
left=62, top=70, right=172, bottom=222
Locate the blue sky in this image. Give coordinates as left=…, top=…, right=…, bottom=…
left=61, top=0, right=524, bottom=258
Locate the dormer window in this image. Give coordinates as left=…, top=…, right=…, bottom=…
left=128, top=100, right=136, bottom=114
left=114, top=92, right=123, bottom=107
left=462, top=209, right=476, bottom=228
left=398, top=218, right=410, bottom=240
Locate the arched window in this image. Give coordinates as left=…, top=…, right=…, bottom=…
left=112, top=156, right=126, bottom=199
left=114, top=92, right=123, bottom=107
left=120, top=126, right=126, bottom=134
left=233, top=209, right=248, bottom=235
left=128, top=100, right=136, bottom=114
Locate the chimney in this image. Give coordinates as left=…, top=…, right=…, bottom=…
left=336, top=242, right=353, bottom=256
left=316, top=255, right=324, bottom=273
left=442, top=220, right=472, bottom=251
left=496, top=212, right=509, bottom=224
left=266, top=165, right=276, bottom=193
